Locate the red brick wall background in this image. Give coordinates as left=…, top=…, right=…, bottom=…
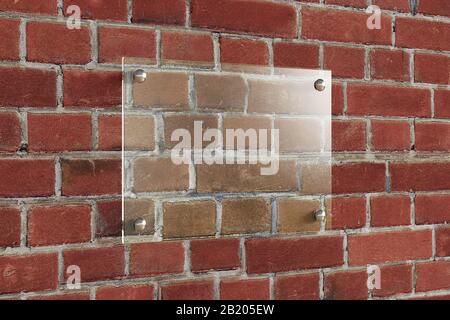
left=0, top=0, right=450, bottom=300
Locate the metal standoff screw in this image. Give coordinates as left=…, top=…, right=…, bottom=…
left=133, top=69, right=147, bottom=83
left=314, top=79, right=326, bottom=92
left=134, top=218, right=147, bottom=233
left=314, top=210, right=326, bottom=222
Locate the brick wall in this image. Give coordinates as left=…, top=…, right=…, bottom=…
left=0, top=0, right=449, bottom=300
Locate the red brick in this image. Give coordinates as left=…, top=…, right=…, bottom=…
left=221, top=38, right=269, bottom=67
left=332, top=120, right=366, bottom=152
left=191, top=0, right=297, bottom=38
left=415, top=194, right=450, bottom=225
left=0, top=206, right=21, bottom=248
left=275, top=273, right=320, bottom=300
left=130, top=242, right=184, bottom=277
left=347, top=84, right=430, bottom=117
left=64, top=246, right=124, bottom=282
left=0, top=160, right=55, bottom=197
left=415, top=53, right=450, bottom=85
left=28, top=204, right=91, bottom=247
left=416, top=261, right=450, bottom=292
left=191, top=238, right=240, bottom=273
left=396, top=18, right=450, bottom=51
left=390, top=162, right=450, bottom=192
left=97, top=285, right=154, bottom=300
left=273, top=42, right=319, bottom=69
left=99, top=26, right=156, bottom=63
left=327, top=197, right=366, bottom=230
left=64, top=0, right=127, bottom=21
left=0, top=67, right=56, bottom=108
left=0, top=253, right=58, bottom=294
left=0, top=19, right=19, bottom=61
left=96, top=200, right=122, bottom=238
left=436, top=227, right=450, bottom=257
left=302, top=8, right=391, bottom=44
left=325, top=0, right=367, bottom=8
left=133, top=0, right=185, bottom=26
left=435, top=90, right=450, bottom=119
left=162, top=32, right=214, bottom=67
left=220, top=278, right=270, bottom=300
left=97, top=115, right=121, bottom=151
left=370, top=196, right=410, bottom=227
left=30, top=292, right=90, bottom=300
left=246, top=236, right=343, bottom=274
left=27, top=22, right=91, bottom=64
left=0, top=0, right=57, bottom=15
left=418, top=0, right=450, bottom=17
left=348, top=230, right=432, bottom=265
left=415, top=122, right=450, bottom=151
left=61, top=158, right=121, bottom=196
left=161, top=280, right=214, bottom=300
left=28, top=113, right=92, bottom=152
left=64, top=69, right=122, bottom=108
left=325, top=270, right=368, bottom=300
left=372, top=0, right=410, bottom=12
left=332, top=83, right=344, bottom=115
left=324, top=46, right=365, bottom=79
left=0, top=112, right=21, bottom=152
left=373, top=264, right=412, bottom=297
left=370, top=49, right=410, bottom=81
left=332, top=163, right=386, bottom=194
left=371, top=120, right=411, bottom=151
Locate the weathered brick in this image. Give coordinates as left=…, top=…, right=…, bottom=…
left=332, top=120, right=366, bottom=152
left=161, top=280, right=214, bottom=300
left=162, top=32, right=214, bottom=67
left=324, top=270, right=368, bottom=300
left=220, top=38, right=269, bottom=71
left=163, top=201, right=216, bottom=238
left=300, top=163, right=331, bottom=195
left=348, top=230, right=432, bottom=265
left=370, top=49, right=410, bottom=82
left=191, top=0, right=297, bottom=38
left=64, top=69, right=122, bottom=108
left=347, top=84, right=430, bottom=117
left=415, top=122, right=450, bottom=151
left=275, top=273, right=320, bottom=300
left=130, top=242, right=184, bottom=277
left=134, top=158, right=189, bottom=193
left=273, top=42, right=319, bottom=69
left=415, top=194, right=450, bottom=224
left=417, top=0, right=450, bottom=17
left=64, top=0, right=127, bottom=21
left=28, top=113, right=92, bottom=152
left=64, top=246, right=124, bottom=282
left=246, top=236, right=343, bottom=273
left=0, top=112, right=21, bottom=152
left=0, top=160, right=55, bottom=197
left=326, top=197, right=366, bottom=230
left=277, top=199, right=321, bottom=233
left=373, top=264, right=413, bottom=297
left=0, top=19, right=19, bottom=61
left=96, top=285, right=154, bottom=300
left=371, top=120, right=411, bottom=151
left=61, top=159, right=121, bottom=196
left=435, top=90, right=450, bottom=119
left=220, top=278, right=270, bottom=300
left=221, top=198, right=271, bottom=235
left=96, top=200, right=122, bottom=238
left=133, top=0, right=185, bottom=26
left=302, top=8, right=392, bottom=44
left=324, top=46, right=365, bottom=79
left=415, top=53, right=450, bottom=85
left=28, top=204, right=91, bottom=246
left=27, top=22, right=91, bottom=64
left=396, top=18, right=450, bottom=51
left=332, top=163, right=386, bottom=194
left=0, top=0, right=57, bottom=15
left=0, top=67, right=56, bottom=108
left=99, top=26, right=156, bottom=63
left=191, top=238, right=240, bottom=272
left=416, top=261, right=450, bottom=292
left=372, top=0, right=410, bottom=12
left=332, top=83, right=344, bottom=115
left=436, top=227, right=450, bottom=257
left=371, top=195, right=410, bottom=227
left=196, top=162, right=298, bottom=193
left=390, top=162, right=450, bottom=192
left=0, top=206, right=21, bottom=248
left=325, top=0, right=367, bottom=8
left=0, top=253, right=58, bottom=294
